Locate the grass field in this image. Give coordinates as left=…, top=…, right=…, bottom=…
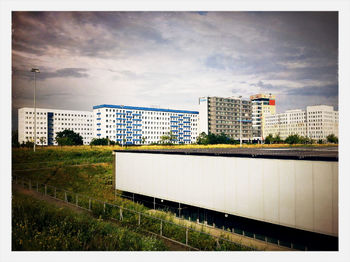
left=12, top=190, right=167, bottom=251
left=12, top=144, right=337, bottom=251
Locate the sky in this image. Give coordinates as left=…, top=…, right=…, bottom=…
left=12, top=11, right=338, bottom=130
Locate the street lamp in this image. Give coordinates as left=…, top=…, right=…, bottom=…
left=239, top=96, right=242, bottom=148
left=31, top=68, right=40, bottom=152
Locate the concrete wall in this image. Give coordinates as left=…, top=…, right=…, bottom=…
left=198, top=97, right=208, bottom=134
left=115, top=152, right=338, bottom=236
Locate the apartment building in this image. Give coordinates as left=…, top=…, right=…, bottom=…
left=18, top=107, right=94, bottom=145
left=92, top=104, right=199, bottom=145
left=250, top=94, right=276, bottom=141
left=262, top=105, right=338, bottom=140
left=199, top=96, right=252, bottom=141
left=263, top=109, right=307, bottom=139
left=306, top=105, right=338, bottom=140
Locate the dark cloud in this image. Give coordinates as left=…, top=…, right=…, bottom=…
left=41, top=68, right=89, bottom=79
left=250, top=80, right=286, bottom=91
left=11, top=11, right=338, bottom=131
left=286, top=84, right=338, bottom=98
left=12, top=67, right=89, bottom=80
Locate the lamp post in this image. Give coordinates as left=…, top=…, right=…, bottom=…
left=239, top=96, right=242, bottom=148
left=31, top=68, right=40, bottom=152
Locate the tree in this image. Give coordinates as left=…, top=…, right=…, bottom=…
left=299, top=136, right=313, bottom=144
left=55, top=129, right=83, bottom=146
left=141, top=136, right=146, bottom=145
left=285, top=134, right=300, bottom=144
left=39, top=137, right=46, bottom=146
left=90, top=138, right=109, bottom=146
left=274, top=133, right=283, bottom=144
left=265, top=134, right=274, bottom=144
left=326, top=134, right=338, bottom=144
left=159, top=131, right=176, bottom=144
left=196, top=132, right=209, bottom=145
left=12, top=130, right=20, bottom=147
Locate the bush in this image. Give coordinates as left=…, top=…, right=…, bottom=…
left=55, top=130, right=83, bottom=146
left=326, top=134, right=338, bottom=143
left=285, top=134, right=300, bottom=144
left=90, top=138, right=116, bottom=146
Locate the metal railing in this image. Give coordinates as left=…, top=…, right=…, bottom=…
left=114, top=191, right=307, bottom=251
left=12, top=175, right=257, bottom=251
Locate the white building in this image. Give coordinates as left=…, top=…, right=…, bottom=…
left=250, top=94, right=276, bottom=141
left=306, top=105, right=338, bottom=140
left=93, top=104, right=199, bottom=145
left=262, top=105, right=338, bottom=141
left=18, top=107, right=94, bottom=145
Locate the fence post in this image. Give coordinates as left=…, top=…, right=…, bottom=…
left=89, top=198, right=91, bottom=211
left=160, top=220, right=162, bottom=236
left=216, top=238, right=221, bottom=250
left=186, top=228, right=188, bottom=245
left=242, top=230, right=245, bottom=236
left=291, top=243, right=294, bottom=249
left=138, top=213, right=141, bottom=226
left=277, top=240, right=280, bottom=246
left=120, top=208, right=123, bottom=221
left=64, top=191, right=67, bottom=202
left=104, top=202, right=106, bottom=213
left=44, top=185, right=47, bottom=196
left=76, top=195, right=79, bottom=206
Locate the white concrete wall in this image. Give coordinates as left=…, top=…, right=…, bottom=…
left=115, top=152, right=338, bottom=236
left=198, top=97, right=208, bottom=134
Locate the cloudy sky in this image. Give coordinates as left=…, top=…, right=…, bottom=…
left=12, top=11, right=338, bottom=129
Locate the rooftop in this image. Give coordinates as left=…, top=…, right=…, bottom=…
left=114, top=146, right=338, bottom=161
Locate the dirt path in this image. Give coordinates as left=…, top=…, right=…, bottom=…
left=12, top=184, right=191, bottom=251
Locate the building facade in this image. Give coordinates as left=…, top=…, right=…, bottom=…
left=262, top=105, right=338, bottom=140
left=92, top=104, right=199, bottom=145
left=199, top=96, right=252, bottom=141
left=18, top=107, right=94, bottom=145
left=250, top=94, right=276, bottom=141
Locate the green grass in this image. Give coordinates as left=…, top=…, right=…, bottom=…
left=12, top=190, right=167, bottom=251
left=12, top=146, right=255, bottom=251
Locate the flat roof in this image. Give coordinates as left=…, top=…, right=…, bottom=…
left=114, top=146, right=338, bottom=161
left=93, top=104, right=199, bottom=114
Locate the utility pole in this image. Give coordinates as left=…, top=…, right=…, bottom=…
left=239, top=96, right=242, bottom=147
left=31, top=68, right=40, bottom=152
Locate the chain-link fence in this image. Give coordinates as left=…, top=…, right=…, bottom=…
left=13, top=175, right=303, bottom=251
